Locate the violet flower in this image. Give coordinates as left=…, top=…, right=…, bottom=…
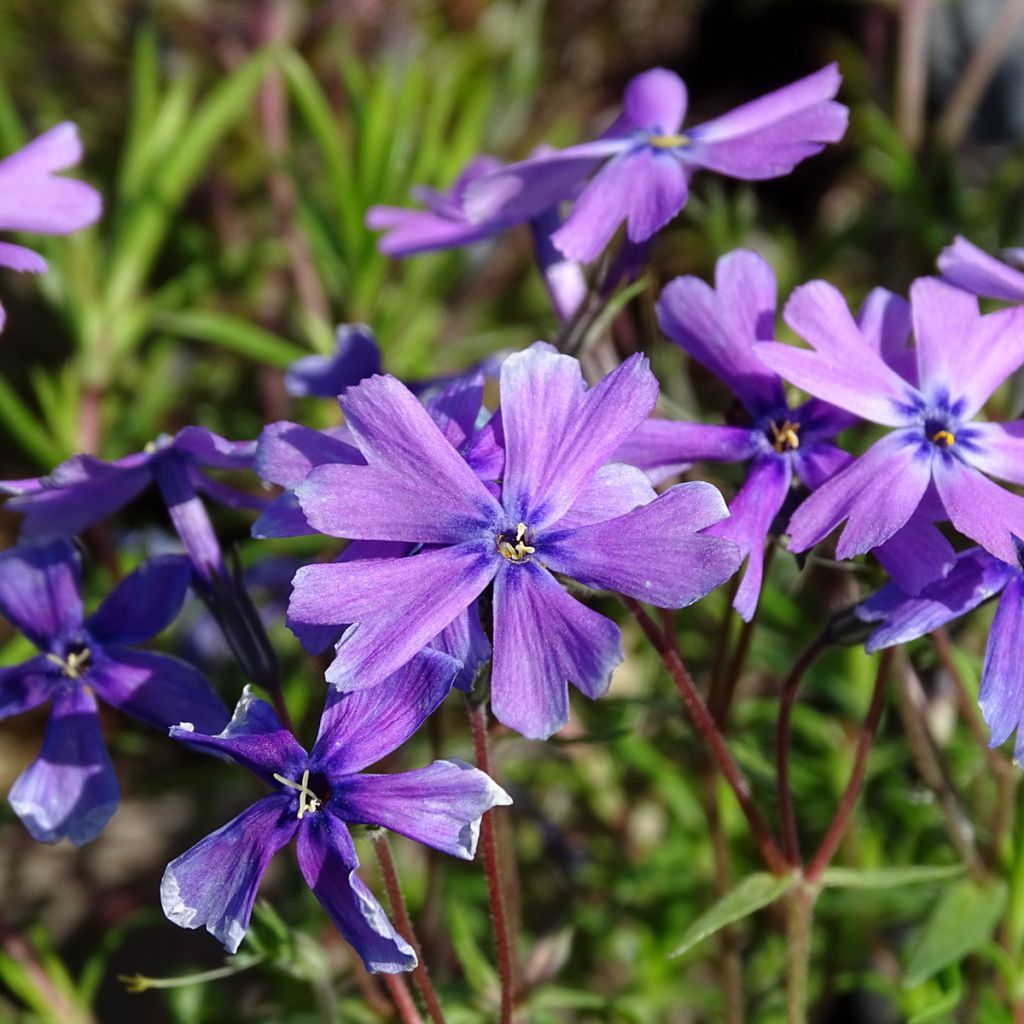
left=614, top=250, right=854, bottom=620
left=0, top=122, right=102, bottom=331
left=161, top=654, right=509, bottom=969
left=756, top=277, right=1024, bottom=568
left=288, top=344, right=741, bottom=739
left=367, top=155, right=587, bottom=321
left=938, top=234, right=1024, bottom=302
left=1, top=427, right=260, bottom=587
left=0, top=538, right=227, bottom=845
left=859, top=546, right=1024, bottom=760
left=285, top=323, right=383, bottom=399
left=464, top=65, right=847, bottom=263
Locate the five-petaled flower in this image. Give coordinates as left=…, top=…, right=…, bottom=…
left=287, top=343, right=742, bottom=739
left=463, top=65, right=847, bottom=263
left=160, top=652, right=508, bottom=970
left=0, top=538, right=226, bottom=845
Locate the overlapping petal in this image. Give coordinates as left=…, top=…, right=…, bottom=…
left=980, top=576, right=1024, bottom=760
left=0, top=538, right=82, bottom=648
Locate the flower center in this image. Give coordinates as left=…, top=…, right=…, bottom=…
left=496, top=522, right=535, bottom=563
left=923, top=417, right=956, bottom=448
left=46, top=647, right=91, bottom=679
left=648, top=132, right=689, bottom=150
left=768, top=419, right=801, bottom=452
left=274, top=768, right=329, bottom=819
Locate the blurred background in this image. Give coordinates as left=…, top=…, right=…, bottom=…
left=0, top=1, right=1022, bottom=1021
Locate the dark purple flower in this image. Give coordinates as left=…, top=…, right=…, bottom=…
left=464, top=66, right=847, bottom=263
left=756, top=277, right=1024, bottom=567
left=614, top=250, right=854, bottom=620
left=1, top=427, right=261, bottom=586
left=367, top=155, right=587, bottom=321
left=160, top=654, right=509, bottom=969
left=860, top=546, right=1024, bottom=760
left=287, top=344, right=741, bottom=739
left=0, top=538, right=226, bottom=845
left=0, top=123, right=102, bottom=331
left=938, top=235, right=1024, bottom=302
left=285, top=323, right=383, bottom=399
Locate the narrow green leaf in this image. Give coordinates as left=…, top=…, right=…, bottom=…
left=0, top=376, right=63, bottom=466
left=153, top=310, right=305, bottom=368
left=669, top=873, right=798, bottom=958
left=821, top=865, right=965, bottom=890
left=907, top=969, right=962, bottom=1023
left=904, top=880, right=1007, bottom=988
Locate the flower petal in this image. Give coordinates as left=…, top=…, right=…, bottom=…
left=980, top=576, right=1024, bottom=755
left=311, top=647, right=461, bottom=777
left=962, top=421, right=1024, bottom=485
left=153, top=458, right=224, bottom=583
left=335, top=759, right=510, bottom=859
left=296, top=809, right=416, bottom=973
left=910, top=277, right=983, bottom=398
left=9, top=684, right=118, bottom=845
left=657, top=249, right=784, bottom=411
left=171, top=427, right=257, bottom=470
left=954, top=306, right=1024, bottom=418
left=285, top=323, right=382, bottom=397
left=168, top=686, right=307, bottom=786
left=555, top=463, right=657, bottom=530
left=431, top=603, right=491, bottom=693
left=0, top=657, right=58, bottom=720
left=161, top=794, right=297, bottom=954
left=938, top=235, right=1024, bottom=302
left=290, top=545, right=496, bottom=691
left=89, top=648, right=227, bottom=734
left=545, top=482, right=741, bottom=607
left=491, top=560, right=623, bottom=739
left=0, top=538, right=83, bottom=648
left=0, top=241, right=47, bottom=273
left=621, top=68, right=688, bottom=133
left=613, top=419, right=756, bottom=483
left=85, top=555, right=192, bottom=645
left=500, top=345, right=658, bottom=529
left=255, top=421, right=363, bottom=489
left=857, top=287, right=916, bottom=384
left=873, top=510, right=957, bottom=596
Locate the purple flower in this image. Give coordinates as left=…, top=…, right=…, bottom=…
left=756, top=277, right=1024, bottom=568
left=160, top=654, right=509, bottom=969
left=860, top=546, right=1024, bottom=760
left=287, top=344, right=741, bottom=739
left=0, top=122, right=102, bottom=331
left=367, top=154, right=587, bottom=321
left=938, top=235, right=1024, bottom=302
left=615, top=250, right=854, bottom=620
left=1, top=427, right=261, bottom=586
left=0, top=538, right=227, bottom=845
left=285, top=323, right=383, bottom=399
left=464, top=66, right=847, bottom=263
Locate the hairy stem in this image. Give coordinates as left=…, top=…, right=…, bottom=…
left=784, top=884, right=815, bottom=1024
left=372, top=833, right=447, bottom=1024
left=805, top=649, right=893, bottom=883
left=625, top=597, right=791, bottom=875
left=468, top=701, right=518, bottom=1022
left=383, top=973, right=425, bottom=1024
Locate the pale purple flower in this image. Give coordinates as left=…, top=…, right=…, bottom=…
left=161, top=655, right=509, bottom=969
left=0, top=122, right=102, bottom=331
left=0, top=538, right=226, bottom=845
left=859, top=546, right=1024, bottom=761
left=287, top=343, right=741, bottom=739
left=756, top=277, right=1024, bottom=568
left=464, top=65, right=848, bottom=263
left=938, top=235, right=1024, bottom=302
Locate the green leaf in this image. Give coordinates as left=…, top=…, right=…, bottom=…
left=907, top=968, right=962, bottom=1023
left=153, top=310, right=305, bottom=368
left=904, top=879, right=1007, bottom=988
left=0, top=376, right=63, bottom=466
left=821, top=865, right=965, bottom=890
left=669, top=873, right=798, bottom=958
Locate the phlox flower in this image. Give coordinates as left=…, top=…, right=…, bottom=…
left=464, top=66, right=847, bottom=263
left=615, top=250, right=855, bottom=620
left=859, top=546, right=1024, bottom=761
left=161, top=654, right=509, bottom=970
left=756, top=277, right=1024, bottom=568
left=0, top=122, right=102, bottom=330
left=287, top=343, right=742, bottom=739
left=0, top=539, right=226, bottom=845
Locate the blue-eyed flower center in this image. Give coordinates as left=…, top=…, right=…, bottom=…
left=648, top=132, right=689, bottom=150
left=496, top=522, right=535, bottom=563
left=274, top=768, right=331, bottom=819
left=46, top=646, right=91, bottom=679
left=767, top=419, right=801, bottom=453
left=923, top=417, right=956, bottom=448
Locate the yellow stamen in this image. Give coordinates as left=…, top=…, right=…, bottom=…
left=648, top=133, right=689, bottom=149
left=46, top=648, right=91, bottom=679
left=497, top=522, right=536, bottom=563
left=769, top=420, right=801, bottom=453
left=931, top=429, right=955, bottom=448
left=273, top=768, right=321, bottom=819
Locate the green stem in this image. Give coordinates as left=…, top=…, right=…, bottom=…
left=784, top=884, right=815, bottom=1024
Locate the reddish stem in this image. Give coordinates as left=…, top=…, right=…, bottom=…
left=625, top=598, right=791, bottom=875
left=468, top=701, right=517, bottom=1023
left=372, top=833, right=447, bottom=1024
left=383, top=973, right=425, bottom=1024
left=805, top=649, right=894, bottom=883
